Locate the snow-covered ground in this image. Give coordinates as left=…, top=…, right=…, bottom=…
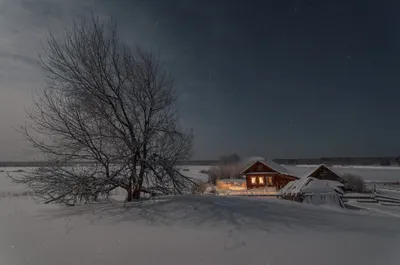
left=178, top=165, right=210, bottom=182
left=2, top=168, right=400, bottom=265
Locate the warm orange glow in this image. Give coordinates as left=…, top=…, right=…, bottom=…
left=267, top=177, right=273, bottom=185
left=259, top=177, right=264, bottom=184
left=251, top=177, right=257, bottom=184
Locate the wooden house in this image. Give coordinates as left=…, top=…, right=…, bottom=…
left=241, top=160, right=299, bottom=190
left=303, top=164, right=347, bottom=184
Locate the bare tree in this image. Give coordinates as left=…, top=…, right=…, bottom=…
left=11, top=17, right=194, bottom=205
left=343, top=174, right=365, bottom=193
left=208, top=154, right=243, bottom=184
left=219, top=153, right=241, bottom=165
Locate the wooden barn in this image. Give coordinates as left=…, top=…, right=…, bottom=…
left=303, top=164, right=347, bottom=184
left=278, top=177, right=346, bottom=208
left=241, top=160, right=299, bottom=190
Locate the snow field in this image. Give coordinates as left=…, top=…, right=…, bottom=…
left=1, top=167, right=400, bottom=265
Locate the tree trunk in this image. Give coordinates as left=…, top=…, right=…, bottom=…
left=133, top=188, right=141, bottom=199
left=133, top=176, right=144, bottom=199
left=134, top=161, right=146, bottom=199
left=126, top=189, right=133, bottom=202
left=126, top=179, right=133, bottom=202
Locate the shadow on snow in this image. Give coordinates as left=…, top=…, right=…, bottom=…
left=37, top=195, right=400, bottom=237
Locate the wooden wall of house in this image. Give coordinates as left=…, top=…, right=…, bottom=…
left=274, top=175, right=297, bottom=190
left=310, top=166, right=344, bottom=183
left=246, top=174, right=296, bottom=190
left=246, top=174, right=269, bottom=189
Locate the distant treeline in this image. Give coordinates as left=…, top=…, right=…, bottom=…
left=1, top=157, right=400, bottom=167
left=161, top=157, right=400, bottom=166
left=0, top=160, right=220, bottom=167
left=274, top=157, right=400, bottom=166
left=0, top=161, right=93, bottom=167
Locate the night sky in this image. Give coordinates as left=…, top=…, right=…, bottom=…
left=0, top=0, right=400, bottom=160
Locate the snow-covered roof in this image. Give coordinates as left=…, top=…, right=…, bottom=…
left=245, top=172, right=279, bottom=175
left=280, top=177, right=312, bottom=195
left=279, top=179, right=297, bottom=194
left=302, top=164, right=346, bottom=183
left=279, top=177, right=343, bottom=197
left=301, top=180, right=343, bottom=194
left=240, top=159, right=298, bottom=178
left=323, top=180, right=345, bottom=187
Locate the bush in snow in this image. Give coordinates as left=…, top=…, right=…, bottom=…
left=343, top=174, right=365, bottom=193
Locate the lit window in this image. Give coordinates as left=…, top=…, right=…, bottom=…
left=251, top=177, right=257, bottom=184
left=267, top=177, right=273, bottom=185
left=259, top=177, right=264, bottom=184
